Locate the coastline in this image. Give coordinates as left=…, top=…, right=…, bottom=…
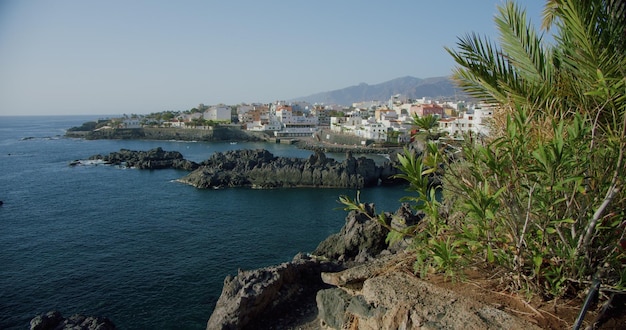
left=19, top=125, right=608, bottom=329
left=64, top=126, right=405, bottom=156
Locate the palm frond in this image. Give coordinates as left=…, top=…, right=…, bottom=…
left=496, top=1, right=553, bottom=84
left=445, top=33, right=512, bottom=104
left=542, top=0, right=562, bottom=30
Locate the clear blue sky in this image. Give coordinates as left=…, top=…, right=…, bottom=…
left=0, top=1, right=546, bottom=116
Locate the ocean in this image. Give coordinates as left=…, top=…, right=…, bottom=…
left=0, top=116, right=407, bottom=329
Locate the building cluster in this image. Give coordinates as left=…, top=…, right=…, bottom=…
left=125, top=96, right=494, bottom=143
left=328, top=96, right=493, bottom=143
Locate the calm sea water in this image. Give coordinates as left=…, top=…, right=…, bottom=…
left=0, top=116, right=407, bottom=329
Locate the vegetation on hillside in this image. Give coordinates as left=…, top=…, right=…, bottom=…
left=341, top=0, right=625, bottom=306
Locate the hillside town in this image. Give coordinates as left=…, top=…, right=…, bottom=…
left=116, top=95, right=493, bottom=145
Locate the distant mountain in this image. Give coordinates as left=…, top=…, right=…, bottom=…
left=292, top=76, right=464, bottom=105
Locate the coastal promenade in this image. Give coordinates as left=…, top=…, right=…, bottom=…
left=65, top=126, right=404, bottom=156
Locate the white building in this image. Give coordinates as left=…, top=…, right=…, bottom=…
left=438, top=104, right=493, bottom=137
left=274, top=108, right=319, bottom=137
left=123, top=118, right=141, bottom=128
left=361, top=121, right=388, bottom=141
left=204, top=105, right=231, bottom=122
left=246, top=121, right=282, bottom=131
left=330, top=112, right=388, bottom=141
left=276, top=108, right=318, bottom=126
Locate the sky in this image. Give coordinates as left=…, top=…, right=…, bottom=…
left=0, top=1, right=546, bottom=116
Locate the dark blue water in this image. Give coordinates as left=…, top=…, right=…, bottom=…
left=0, top=116, right=407, bottom=329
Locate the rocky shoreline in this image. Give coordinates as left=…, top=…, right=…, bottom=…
left=31, top=201, right=543, bottom=330
left=40, top=147, right=551, bottom=328
left=54, top=142, right=546, bottom=329
left=179, top=148, right=402, bottom=189
left=64, top=126, right=404, bottom=156
left=55, top=146, right=545, bottom=329
left=206, top=203, right=542, bottom=330
left=75, top=147, right=404, bottom=189
left=79, top=147, right=200, bottom=170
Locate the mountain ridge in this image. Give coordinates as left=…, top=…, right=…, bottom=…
left=291, top=76, right=463, bottom=105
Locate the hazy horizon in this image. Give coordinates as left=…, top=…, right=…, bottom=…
left=0, top=1, right=545, bottom=116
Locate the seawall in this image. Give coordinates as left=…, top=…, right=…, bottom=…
left=65, top=126, right=269, bottom=142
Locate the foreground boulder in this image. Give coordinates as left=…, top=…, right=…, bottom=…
left=207, top=253, right=339, bottom=330
left=179, top=149, right=400, bottom=189
left=317, top=259, right=542, bottom=330
left=30, top=311, right=115, bottom=330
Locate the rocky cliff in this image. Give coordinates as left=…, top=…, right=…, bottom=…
left=206, top=203, right=542, bottom=330
left=178, top=149, right=402, bottom=189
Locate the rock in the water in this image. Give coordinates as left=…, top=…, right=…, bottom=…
left=312, top=203, right=392, bottom=263
left=87, top=147, right=199, bottom=170
left=30, top=311, right=115, bottom=330
left=179, top=149, right=401, bottom=189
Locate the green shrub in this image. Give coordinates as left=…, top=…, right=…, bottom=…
left=340, top=0, right=626, bottom=300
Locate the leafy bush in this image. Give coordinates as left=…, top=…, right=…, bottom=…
left=340, top=0, right=626, bottom=300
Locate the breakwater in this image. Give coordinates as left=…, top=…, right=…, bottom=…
left=65, top=126, right=268, bottom=142
left=297, top=140, right=401, bottom=155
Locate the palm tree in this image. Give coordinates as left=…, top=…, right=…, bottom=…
left=446, top=0, right=625, bottom=133
left=411, top=114, right=439, bottom=141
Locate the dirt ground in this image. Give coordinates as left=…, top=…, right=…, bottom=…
left=276, top=262, right=625, bottom=330
left=428, top=264, right=626, bottom=330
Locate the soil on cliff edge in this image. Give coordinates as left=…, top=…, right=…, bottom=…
left=277, top=260, right=625, bottom=330
left=428, top=263, right=626, bottom=330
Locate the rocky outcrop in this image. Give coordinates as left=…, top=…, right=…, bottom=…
left=30, top=311, right=115, bottom=330
left=317, top=260, right=542, bottom=330
left=313, top=203, right=389, bottom=263
left=73, top=147, right=401, bottom=188
left=206, top=203, right=415, bottom=329
left=313, top=203, right=420, bottom=264
left=179, top=149, right=400, bottom=189
left=206, top=253, right=340, bottom=330
left=207, top=200, right=543, bottom=329
left=86, top=147, right=199, bottom=170
left=312, top=205, right=541, bottom=329
left=206, top=203, right=411, bottom=329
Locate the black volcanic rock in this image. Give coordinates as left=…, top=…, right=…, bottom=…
left=179, top=149, right=401, bottom=189
left=30, top=311, right=115, bottom=330
left=87, top=147, right=199, bottom=170
left=206, top=202, right=421, bottom=329
left=207, top=253, right=339, bottom=330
